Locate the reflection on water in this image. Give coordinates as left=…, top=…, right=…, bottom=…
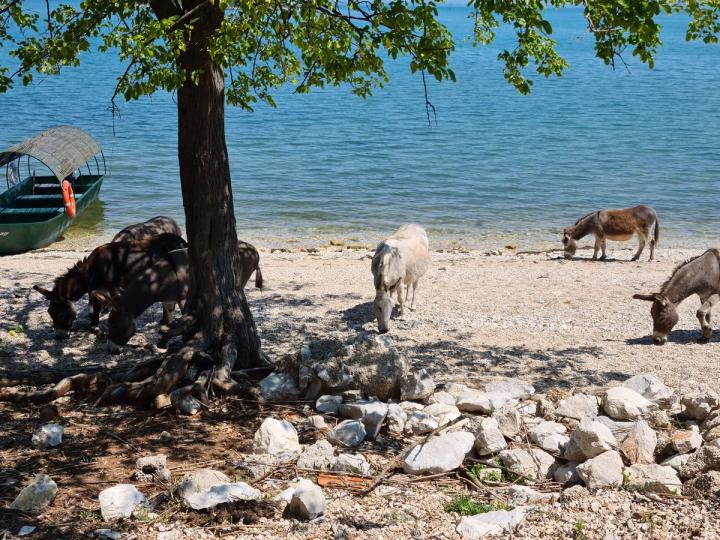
left=54, top=199, right=111, bottom=248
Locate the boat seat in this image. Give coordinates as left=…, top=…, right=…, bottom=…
left=0, top=207, right=62, bottom=215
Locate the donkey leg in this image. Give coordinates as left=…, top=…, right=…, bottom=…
left=410, top=281, right=418, bottom=310
left=89, top=295, right=102, bottom=326
left=696, top=294, right=720, bottom=343
left=593, top=237, right=602, bottom=260
left=632, top=233, right=646, bottom=261
left=396, top=285, right=404, bottom=316
left=161, top=302, right=175, bottom=326
left=649, top=229, right=656, bottom=261
left=600, top=238, right=608, bottom=260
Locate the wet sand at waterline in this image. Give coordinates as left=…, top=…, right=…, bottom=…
left=1, top=242, right=718, bottom=394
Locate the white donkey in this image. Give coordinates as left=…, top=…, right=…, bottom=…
left=371, top=224, right=431, bottom=333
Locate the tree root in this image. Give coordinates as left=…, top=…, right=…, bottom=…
left=0, top=373, right=108, bottom=404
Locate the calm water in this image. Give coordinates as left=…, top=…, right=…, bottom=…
left=1, top=7, right=718, bottom=249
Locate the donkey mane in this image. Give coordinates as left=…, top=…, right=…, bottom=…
left=573, top=211, right=597, bottom=226
left=53, top=256, right=92, bottom=293
left=660, top=253, right=706, bottom=294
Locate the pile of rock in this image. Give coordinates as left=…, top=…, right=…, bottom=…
left=258, top=339, right=720, bottom=502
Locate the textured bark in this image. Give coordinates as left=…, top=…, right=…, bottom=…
left=165, top=1, right=268, bottom=376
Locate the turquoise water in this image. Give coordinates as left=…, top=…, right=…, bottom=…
left=1, top=7, right=718, bottom=249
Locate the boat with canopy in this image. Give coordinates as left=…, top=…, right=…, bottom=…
left=0, top=126, right=106, bottom=254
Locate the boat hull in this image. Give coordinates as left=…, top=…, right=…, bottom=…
left=0, top=176, right=104, bottom=254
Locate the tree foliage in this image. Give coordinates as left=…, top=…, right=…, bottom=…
left=1, top=0, right=718, bottom=106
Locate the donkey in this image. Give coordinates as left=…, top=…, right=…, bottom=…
left=33, top=233, right=187, bottom=338
left=633, top=248, right=720, bottom=345
left=371, top=224, right=430, bottom=334
left=92, top=241, right=263, bottom=353
left=112, top=216, right=182, bottom=243
left=562, top=205, right=659, bottom=261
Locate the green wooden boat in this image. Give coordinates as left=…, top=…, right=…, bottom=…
left=0, top=126, right=106, bottom=254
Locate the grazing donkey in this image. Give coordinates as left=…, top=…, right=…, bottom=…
left=371, top=224, right=430, bottom=334
left=633, top=248, right=720, bottom=345
left=92, top=241, right=263, bottom=353
left=112, top=216, right=182, bottom=243
left=562, top=205, right=659, bottom=261
left=33, top=234, right=187, bottom=338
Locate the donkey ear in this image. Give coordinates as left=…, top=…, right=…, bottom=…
left=654, top=294, right=669, bottom=307
left=33, top=285, right=53, bottom=298
left=632, top=293, right=656, bottom=302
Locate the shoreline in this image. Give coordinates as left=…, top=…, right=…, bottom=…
left=8, top=225, right=717, bottom=256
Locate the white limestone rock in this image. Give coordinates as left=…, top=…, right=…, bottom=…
left=296, top=439, right=335, bottom=471
left=493, top=405, right=523, bottom=438
left=315, top=395, right=343, bottom=415
left=403, top=432, right=475, bottom=475
left=618, top=420, right=657, bottom=465
left=422, top=402, right=462, bottom=426
left=338, top=400, right=388, bottom=439
left=31, top=424, right=64, bottom=449
left=499, top=448, right=556, bottom=480
left=176, top=469, right=231, bottom=501
left=331, top=453, right=371, bottom=476
left=405, top=411, right=439, bottom=435
left=681, top=391, right=720, bottom=421
left=661, top=453, right=692, bottom=471
left=528, top=421, right=569, bottom=453
left=554, top=462, right=580, bottom=486
left=284, top=479, right=326, bottom=521
left=576, top=451, right=623, bottom=490
left=428, top=391, right=457, bottom=406
left=485, top=380, right=535, bottom=400
left=386, top=403, right=407, bottom=434
left=555, top=394, right=599, bottom=420
left=9, top=474, right=57, bottom=513
left=98, top=484, right=149, bottom=520
left=456, top=508, right=527, bottom=539
left=568, top=418, right=618, bottom=460
left=474, top=417, right=507, bottom=456
left=457, top=391, right=517, bottom=414
left=185, top=482, right=261, bottom=510
left=671, top=429, right=703, bottom=454
left=603, top=387, right=654, bottom=420
left=624, top=464, right=682, bottom=495
left=253, top=418, right=301, bottom=456
left=400, top=368, right=435, bottom=401
left=623, top=374, right=676, bottom=409
left=259, top=372, right=300, bottom=401
left=327, top=419, right=366, bottom=447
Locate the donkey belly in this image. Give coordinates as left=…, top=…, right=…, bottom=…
left=606, top=233, right=633, bottom=242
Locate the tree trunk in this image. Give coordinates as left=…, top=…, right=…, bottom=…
left=171, top=1, right=269, bottom=382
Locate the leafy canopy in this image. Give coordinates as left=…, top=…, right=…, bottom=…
left=0, top=0, right=718, bottom=107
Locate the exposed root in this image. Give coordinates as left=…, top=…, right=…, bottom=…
left=0, top=373, right=108, bottom=404
left=0, top=365, right=111, bottom=388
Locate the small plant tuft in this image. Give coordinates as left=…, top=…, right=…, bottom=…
left=444, top=495, right=507, bottom=516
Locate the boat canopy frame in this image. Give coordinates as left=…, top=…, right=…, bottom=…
left=0, top=126, right=106, bottom=190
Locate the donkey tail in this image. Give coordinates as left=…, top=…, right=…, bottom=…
left=255, top=266, right=264, bottom=289
left=653, top=217, right=660, bottom=245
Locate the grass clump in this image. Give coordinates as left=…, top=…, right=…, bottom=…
left=444, top=495, right=508, bottom=516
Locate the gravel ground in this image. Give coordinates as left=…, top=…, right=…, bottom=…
left=1, top=241, right=720, bottom=539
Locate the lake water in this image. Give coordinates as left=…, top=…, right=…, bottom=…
left=1, top=6, right=718, bottom=250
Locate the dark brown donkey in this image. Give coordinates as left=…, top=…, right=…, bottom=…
left=112, top=216, right=182, bottom=243
left=33, top=233, right=187, bottom=338
left=633, top=249, right=720, bottom=345
left=562, top=205, right=659, bottom=261
left=91, top=241, right=263, bottom=353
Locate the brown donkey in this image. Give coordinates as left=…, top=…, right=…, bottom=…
left=633, top=249, right=720, bottom=345
left=562, top=205, right=659, bottom=261
left=33, top=233, right=187, bottom=338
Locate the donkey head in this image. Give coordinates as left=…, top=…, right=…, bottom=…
left=562, top=229, right=577, bottom=259
left=90, top=290, right=135, bottom=354
left=373, top=288, right=394, bottom=334
left=33, top=285, right=76, bottom=339
left=633, top=293, right=678, bottom=345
